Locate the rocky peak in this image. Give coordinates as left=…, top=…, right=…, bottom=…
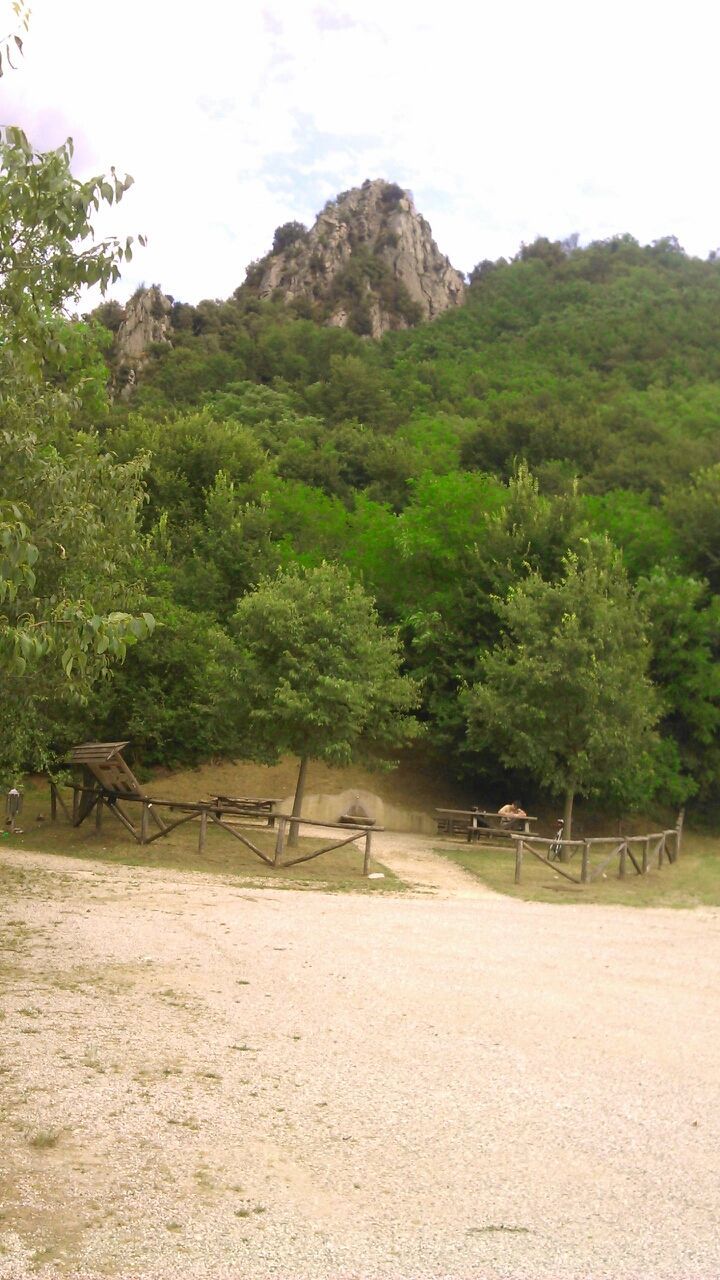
left=113, top=285, right=173, bottom=397
left=246, top=179, right=465, bottom=338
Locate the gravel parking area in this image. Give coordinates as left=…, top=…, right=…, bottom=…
left=1, top=841, right=719, bottom=1279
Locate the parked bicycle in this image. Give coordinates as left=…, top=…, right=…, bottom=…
left=547, top=818, right=565, bottom=861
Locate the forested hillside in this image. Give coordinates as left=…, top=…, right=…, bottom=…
left=79, top=231, right=720, bottom=817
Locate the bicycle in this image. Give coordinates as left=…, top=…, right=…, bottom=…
left=547, top=818, right=565, bottom=861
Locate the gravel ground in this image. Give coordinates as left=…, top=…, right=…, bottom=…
left=1, top=839, right=720, bottom=1280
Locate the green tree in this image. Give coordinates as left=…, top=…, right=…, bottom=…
left=638, top=571, right=720, bottom=799
left=93, top=597, right=238, bottom=767
left=230, top=563, right=419, bottom=843
left=107, top=408, right=267, bottom=532
left=272, top=221, right=308, bottom=254
left=664, top=465, right=720, bottom=591
left=0, top=126, right=153, bottom=776
left=401, top=466, right=581, bottom=771
left=0, top=414, right=155, bottom=778
left=0, top=127, right=137, bottom=375
left=465, top=544, right=660, bottom=839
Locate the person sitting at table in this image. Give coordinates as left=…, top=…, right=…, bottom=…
left=498, top=801, right=526, bottom=830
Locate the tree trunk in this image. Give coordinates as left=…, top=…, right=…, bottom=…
left=288, top=755, right=309, bottom=848
left=561, top=786, right=575, bottom=857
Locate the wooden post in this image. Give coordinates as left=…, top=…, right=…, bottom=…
left=50, top=783, right=57, bottom=823
left=515, top=838, right=524, bottom=884
left=363, top=829, right=373, bottom=876
left=581, top=840, right=590, bottom=884
left=658, top=833, right=665, bottom=869
left=362, top=828, right=372, bottom=875
left=274, top=817, right=287, bottom=866
left=141, top=802, right=150, bottom=844
left=618, top=841, right=627, bottom=879
left=288, top=755, right=309, bottom=849
left=675, top=808, right=685, bottom=860
left=72, top=785, right=80, bottom=825
left=95, top=795, right=103, bottom=831
left=198, top=808, right=208, bottom=855
left=642, top=837, right=650, bottom=875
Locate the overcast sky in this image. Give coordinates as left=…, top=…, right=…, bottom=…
left=3, top=0, right=719, bottom=305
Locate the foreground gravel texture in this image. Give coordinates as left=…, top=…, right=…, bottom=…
left=1, top=841, right=719, bottom=1279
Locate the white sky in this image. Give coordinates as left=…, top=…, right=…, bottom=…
left=3, top=0, right=719, bottom=304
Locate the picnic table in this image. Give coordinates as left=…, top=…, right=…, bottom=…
left=435, top=808, right=538, bottom=841
left=208, top=795, right=281, bottom=827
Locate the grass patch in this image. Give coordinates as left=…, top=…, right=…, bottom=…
left=28, top=1129, right=62, bottom=1150
left=7, top=783, right=402, bottom=893
left=439, top=833, right=720, bottom=907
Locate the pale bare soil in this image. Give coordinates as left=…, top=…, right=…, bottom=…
left=2, top=838, right=720, bottom=1279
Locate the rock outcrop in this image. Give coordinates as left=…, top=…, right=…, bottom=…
left=113, top=285, right=173, bottom=398
left=246, top=180, right=464, bottom=337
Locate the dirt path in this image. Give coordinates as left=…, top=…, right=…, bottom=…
left=367, top=829, right=492, bottom=897
left=2, top=847, right=720, bottom=1280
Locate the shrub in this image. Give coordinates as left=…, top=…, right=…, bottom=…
left=272, top=221, right=308, bottom=254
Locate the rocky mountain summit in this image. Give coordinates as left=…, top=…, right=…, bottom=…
left=245, top=179, right=465, bottom=337
left=95, top=183, right=465, bottom=395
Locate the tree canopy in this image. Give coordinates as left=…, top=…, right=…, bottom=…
left=0, top=126, right=153, bottom=778
left=230, top=562, right=419, bottom=837
left=8, top=169, right=720, bottom=822
left=465, top=545, right=663, bottom=837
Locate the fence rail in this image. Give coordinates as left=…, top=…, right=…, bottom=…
left=50, top=782, right=379, bottom=875
left=511, top=813, right=684, bottom=885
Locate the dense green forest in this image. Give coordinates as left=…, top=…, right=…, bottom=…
left=88, top=231, right=720, bottom=814
left=4, top=128, right=720, bottom=819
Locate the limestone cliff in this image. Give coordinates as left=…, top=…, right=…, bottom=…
left=246, top=180, right=465, bottom=338
left=113, top=285, right=173, bottom=397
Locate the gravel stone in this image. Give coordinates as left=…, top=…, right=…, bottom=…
left=1, top=841, right=719, bottom=1279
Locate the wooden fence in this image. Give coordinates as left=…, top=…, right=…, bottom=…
left=511, top=813, right=684, bottom=885
left=49, top=783, right=378, bottom=876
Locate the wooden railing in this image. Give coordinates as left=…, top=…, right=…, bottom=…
left=270, top=814, right=377, bottom=872
left=511, top=813, right=684, bottom=885
left=49, top=782, right=378, bottom=875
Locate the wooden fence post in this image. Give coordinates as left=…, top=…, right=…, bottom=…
left=618, top=841, right=627, bottom=879
left=274, top=817, right=287, bottom=866
left=198, top=808, right=208, bottom=855
left=50, top=783, right=57, bottom=823
left=72, top=785, right=79, bottom=825
left=141, top=802, right=150, bottom=844
left=658, top=834, right=665, bottom=869
left=642, top=837, right=650, bottom=875
left=515, top=838, right=524, bottom=884
left=581, top=840, right=590, bottom=884
left=676, top=809, right=685, bottom=859
left=363, top=828, right=373, bottom=876
left=95, top=795, right=103, bottom=832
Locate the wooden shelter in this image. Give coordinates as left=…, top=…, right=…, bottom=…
left=51, top=741, right=169, bottom=841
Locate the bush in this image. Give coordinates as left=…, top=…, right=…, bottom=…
left=380, top=182, right=405, bottom=207
left=272, top=221, right=308, bottom=254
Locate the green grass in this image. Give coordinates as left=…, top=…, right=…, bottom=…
left=438, top=833, right=720, bottom=907
left=3, top=782, right=402, bottom=894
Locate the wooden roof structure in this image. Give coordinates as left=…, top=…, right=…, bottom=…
left=67, top=741, right=143, bottom=797
left=64, top=741, right=167, bottom=836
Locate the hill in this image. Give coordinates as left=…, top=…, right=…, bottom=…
left=78, top=229, right=720, bottom=819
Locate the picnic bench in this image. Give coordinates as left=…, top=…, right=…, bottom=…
left=208, top=795, right=281, bottom=827
left=435, top=808, right=538, bottom=841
